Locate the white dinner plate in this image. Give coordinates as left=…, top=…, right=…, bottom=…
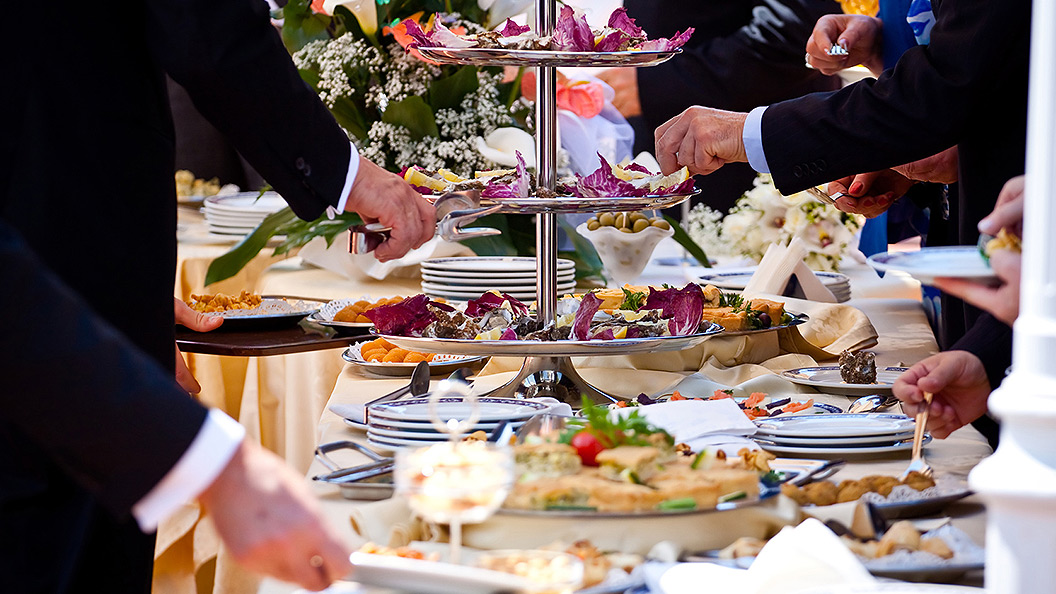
left=422, top=256, right=574, bottom=273
left=421, top=273, right=575, bottom=287
left=795, top=585, right=982, bottom=594
left=867, top=246, right=998, bottom=286
left=754, top=413, right=917, bottom=438
left=754, top=434, right=928, bottom=456
left=755, top=430, right=916, bottom=446
left=782, top=366, right=908, bottom=395
left=368, top=397, right=551, bottom=423
left=203, top=192, right=287, bottom=214
left=698, top=269, right=850, bottom=291
left=420, top=281, right=576, bottom=299
left=420, top=269, right=577, bottom=281
left=367, top=422, right=525, bottom=442
left=347, top=551, right=533, bottom=594
left=367, top=417, right=511, bottom=431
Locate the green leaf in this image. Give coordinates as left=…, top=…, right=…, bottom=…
left=205, top=208, right=299, bottom=286
left=280, top=0, right=334, bottom=53
left=663, top=215, right=712, bottom=268
left=428, top=66, right=480, bottom=111
left=272, top=211, right=364, bottom=256
left=381, top=96, right=439, bottom=140
left=329, top=96, right=370, bottom=142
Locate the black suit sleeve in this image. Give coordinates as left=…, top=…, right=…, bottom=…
left=143, top=0, right=352, bottom=222
left=760, top=0, right=1031, bottom=193
left=636, top=0, right=841, bottom=126
left=0, top=220, right=208, bottom=518
left=950, top=314, right=1013, bottom=391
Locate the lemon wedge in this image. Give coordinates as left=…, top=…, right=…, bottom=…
left=476, top=328, right=504, bottom=340
left=612, top=162, right=651, bottom=182
left=612, top=326, right=628, bottom=339
left=475, top=169, right=515, bottom=179
left=404, top=168, right=448, bottom=192
left=437, top=169, right=465, bottom=183
left=650, top=167, right=691, bottom=192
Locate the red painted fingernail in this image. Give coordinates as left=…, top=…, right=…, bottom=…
left=861, top=198, right=875, bottom=208
left=849, top=182, right=864, bottom=195
left=878, top=195, right=890, bottom=206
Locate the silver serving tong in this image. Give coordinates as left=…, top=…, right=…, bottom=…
left=806, top=186, right=845, bottom=206
left=349, top=190, right=503, bottom=254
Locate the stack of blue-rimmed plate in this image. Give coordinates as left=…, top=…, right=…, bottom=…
left=698, top=268, right=851, bottom=303
left=203, top=192, right=287, bottom=236
left=365, top=397, right=552, bottom=450
left=421, top=257, right=576, bottom=302
left=752, top=413, right=925, bottom=456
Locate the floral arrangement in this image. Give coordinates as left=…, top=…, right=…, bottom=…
left=684, top=175, right=864, bottom=272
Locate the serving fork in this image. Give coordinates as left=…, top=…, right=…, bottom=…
left=900, top=391, right=934, bottom=481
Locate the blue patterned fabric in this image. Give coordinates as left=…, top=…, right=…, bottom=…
left=907, top=0, right=936, bottom=45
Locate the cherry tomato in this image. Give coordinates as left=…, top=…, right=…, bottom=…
left=570, top=430, right=607, bottom=466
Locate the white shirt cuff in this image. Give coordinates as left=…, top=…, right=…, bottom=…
left=328, top=142, right=361, bottom=219
left=131, top=409, right=245, bottom=532
left=743, top=105, right=771, bottom=174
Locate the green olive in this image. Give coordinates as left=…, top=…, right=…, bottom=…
left=619, top=227, right=634, bottom=233
left=587, top=216, right=598, bottom=225
left=651, top=219, right=671, bottom=230
left=614, top=213, right=628, bottom=229
left=629, top=212, right=647, bottom=223
left=598, top=212, right=615, bottom=227
left=632, top=218, right=650, bottom=233
left=587, top=220, right=600, bottom=231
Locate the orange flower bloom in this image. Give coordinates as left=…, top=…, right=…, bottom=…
left=310, top=0, right=326, bottom=13
left=521, top=71, right=606, bottom=119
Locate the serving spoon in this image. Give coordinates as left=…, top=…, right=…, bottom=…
left=847, top=393, right=899, bottom=414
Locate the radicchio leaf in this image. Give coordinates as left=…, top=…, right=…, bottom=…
left=644, top=285, right=704, bottom=336
left=662, top=177, right=697, bottom=195
left=500, top=19, right=531, bottom=37
left=551, top=5, right=594, bottom=51
left=481, top=151, right=530, bottom=199
left=575, top=154, right=648, bottom=198
left=500, top=328, right=519, bottom=340
left=401, top=20, right=434, bottom=48
left=571, top=292, right=602, bottom=340
left=465, top=291, right=529, bottom=318
left=624, top=162, right=654, bottom=174
left=424, top=15, right=476, bottom=48
left=639, top=28, right=694, bottom=51
left=593, top=31, right=628, bottom=52
left=363, top=294, right=438, bottom=337
left=590, top=328, right=615, bottom=341
left=606, top=7, right=644, bottom=38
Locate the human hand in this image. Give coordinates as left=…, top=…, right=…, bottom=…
left=173, top=297, right=223, bottom=394
left=893, top=147, right=959, bottom=184
left=826, top=169, right=915, bottom=218
left=654, top=107, right=748, bottom=176
left=199, top=440, right=353, bottom=590
left=595, top=68, right=641, bottom=117
left=805, top=14, right=884, bottom=76
left=346, top=159, right=435, bottom=262
left=933, top=175, right=1025, bottom=325
left=893, top=351, right=992, bottom=439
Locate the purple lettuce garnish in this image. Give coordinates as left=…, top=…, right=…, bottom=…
left=644, top=285, right=704, bottom=336
left=481, top=151, right=531, bottom=199
left=465, top=291, right=529, bottom=318
left=500, top=328, right=519, bottom=340
left=639, top=28, right=694, bottom=51
left=607, top=8, right=644, bottom=38
left=574, top=154, right=649, bottom=198
left=590, top=328, right=615, bottom=341
left=662, top=177, right=697, bottom=195
left=593, top=31, right=628, bottom=52
left=401, top=20, right=434, bottom=48
left=500, top=19, right=531, bottom=37
left=551, top=5, right=594, bottom=51
left=571, top=292, right=602, bottom=340
left=624, top=162, right=654, bottom=174
left=405, top=16, right=476, bottom=49
left=364, top=294, right=441, bottom=337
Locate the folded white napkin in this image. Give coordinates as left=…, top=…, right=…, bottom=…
left=613, top=399, right=758, bottom=455
left=329, top=397, right=573, bottom=426
left=299, top=231, right=474, bottom=280
left=743, top=239, right=838, bottom=303
left=658, top=518, right=877, bottom=594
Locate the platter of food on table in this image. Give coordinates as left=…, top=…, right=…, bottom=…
left=342, top=338, right=487, bottom=377
left=784, top=350, right=908, bottom=396
left=183, top=291, right=324, bottom=329
left=605, top=390, right=842, bottom=419
left=403, top=152, right=697, bottom=213
left=308, top=295, right=409, bottom=334
left=406, top=6, right=692, bottom=67
left=780, top=473, right=973, bottom=520
left=697, top=268, right=852, bottom=303
left=751, top=414, right=929, bottom=456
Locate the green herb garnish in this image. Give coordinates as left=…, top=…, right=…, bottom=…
left=657, top=498, right=698, bottom=511
left=619, top=288, right=647, bottom=311
left=718, top=490, right=748, bottom=503
left=565, top=398, right=674, bottom=448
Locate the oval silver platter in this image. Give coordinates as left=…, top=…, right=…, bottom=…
left=417, top=47, right=680, bottom=67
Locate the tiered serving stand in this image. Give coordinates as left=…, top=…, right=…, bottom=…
left=387, top=3, right=713, bottom=405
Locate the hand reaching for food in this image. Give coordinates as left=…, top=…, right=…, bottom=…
left=893, top=351, right=992, bottom=439
left=346, top=159, right=435, bottom=263
left=805, top=14, right=884, bottom=76
left=174, top=296, right=223, bottom=394
left=826, top=169, right=915, bottom=218
left=654, top=106, right=748, bottom=176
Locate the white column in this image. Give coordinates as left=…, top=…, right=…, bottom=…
left=968, top=0, right=1056, bottom=591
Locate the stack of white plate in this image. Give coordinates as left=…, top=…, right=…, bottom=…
left=365, top=396, right=552, bottom=450
left=753, top=413, right=925, bottom=456
left=698, top=269, right=851, bottom=303
left=421, top=257, right=576, bottom=302
left=203, top=192, right=287, bottom=235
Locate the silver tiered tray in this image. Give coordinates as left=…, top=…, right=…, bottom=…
left=416, top=47, right=680, bottom=67
left=445, top=190, right=699, bottom=214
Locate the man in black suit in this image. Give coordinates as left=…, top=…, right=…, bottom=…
left=1, top=0, right=432, bottom=590
left=599, top=0, right=842, bottom=212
